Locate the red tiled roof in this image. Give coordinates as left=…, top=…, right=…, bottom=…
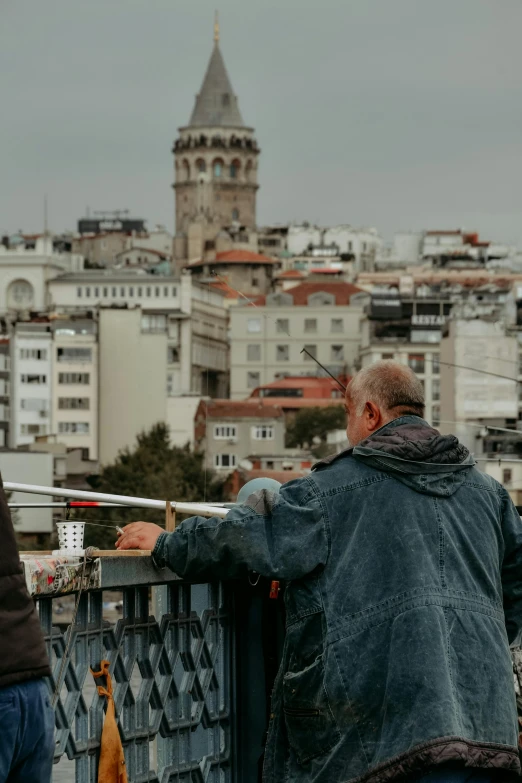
left=309, top=268, right=343, bottom=275
left=198, top=399, right=283, bottom=419
left=254, top=398, right=344, bottom=410
left=189, top=250, right=276, bottom=267
left=209, top=280, right=240, bottom=299
left=252, top=281, right=363, bottom=306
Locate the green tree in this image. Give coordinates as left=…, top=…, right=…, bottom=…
left=285, top=405, right=346, bottom=457
left=76, top=423, right=224, bottom=550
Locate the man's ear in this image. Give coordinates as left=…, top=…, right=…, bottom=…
left=365, top=401, right=382, bottom=432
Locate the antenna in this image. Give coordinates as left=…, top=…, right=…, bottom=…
left=43, top=194, right=48, bottom=236
left=300, top=348, right=347, bottom=392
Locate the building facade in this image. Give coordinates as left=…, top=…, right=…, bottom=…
left=229, top=282, right=367, bottom=399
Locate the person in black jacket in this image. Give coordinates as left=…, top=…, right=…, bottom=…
left=0, top=477, right=54, bottom=783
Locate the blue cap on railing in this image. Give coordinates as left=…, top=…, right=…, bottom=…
left=236, top=478, right=282, bottom=505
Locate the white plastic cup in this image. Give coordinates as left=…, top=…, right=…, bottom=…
left=55, top=521, right=85, bottom=555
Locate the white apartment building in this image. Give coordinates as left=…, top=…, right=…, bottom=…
left=48, top=271, right=181, bottom=312
left=229, top=282, right=368, bottom=399
left=440, top=318, right=518, bottom=450
left=10, top=323, right=53, bottom=446
left=0, top=236, right=83, bottom=313
left=286, top=225, right=381, bottom=273
left=51, top=318, right=98, bottom=461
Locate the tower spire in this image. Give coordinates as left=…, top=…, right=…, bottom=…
left=214, top=11, right=219, bottom=44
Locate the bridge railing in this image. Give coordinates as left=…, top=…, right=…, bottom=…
left=31, top=555, right=240, bottom=783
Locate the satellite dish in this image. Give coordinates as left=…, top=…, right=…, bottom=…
left=239, top=459, right=253, bottom=471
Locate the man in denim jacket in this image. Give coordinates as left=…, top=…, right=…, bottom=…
left=117, top=361, right=522, bottom=783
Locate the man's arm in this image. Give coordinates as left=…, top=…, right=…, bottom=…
left=501, top=489, right=522, bottom=645
left=117, top=478, right=328, bottom=582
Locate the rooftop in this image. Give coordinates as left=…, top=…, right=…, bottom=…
left=250, top=376, right=347, bottom=399
left=252, top=281, right=364, bottom=306
left=189, top=250, right=275, bottom=268
left=197, top=399, right=284, bottom=419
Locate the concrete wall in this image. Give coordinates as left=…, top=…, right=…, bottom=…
left=0, top=450, right=53, bottom=534
left=166, top=396, right=202, bottom=448
left=98, top=308, right=167, bottom=465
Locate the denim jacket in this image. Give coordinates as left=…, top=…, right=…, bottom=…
left=153, top=417, right=522, bottom=783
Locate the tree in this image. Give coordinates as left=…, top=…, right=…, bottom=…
left=76, top=423, right=224, bottom=550
left=285, top=405, right=346, bottom=457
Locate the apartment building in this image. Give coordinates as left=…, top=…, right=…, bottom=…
left=229, top=282, right=368, bottom=399
left=10, top=322, right=53, bottom=446
left=194, top=399, right=287, bottom=473
left=51, top=318, right=98, bottom=460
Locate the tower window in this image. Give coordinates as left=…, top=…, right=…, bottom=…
left=222, top=93, right=230, bottom=107
left=196, top=158, right=206, bottom=172
left=213, top=159, right=223, bottom=178
left=232, top=208, right=239, bottom=221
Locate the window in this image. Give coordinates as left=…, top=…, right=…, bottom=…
left=252, top=425, right=274, bottom=440
left=432, top=379, right=440, bottom=401
left=94, top=287, right=99, bottom=297
left=247, top=318, right=261, bottom=333
left=247, top=344, right=261, bottom=361
left=276, top=345, right=289, bottom=361
left=266, top=461, right=274, bottom=470
left=230, top=163, right=238, bottom=179
left=129, top=287, right=134, bottom=297
left=172, top=286, right=177, bottom=297
left=85, top=287, right=91, bottom=297
left=155, top=287, right=160, bottom=297
left=232, top=208, right=239, bottom=221
left=20, top=424, right=46, bottom=435
left=163, top=287, right=168, bottom=297
left=21, top=374, right=46, bottom=384
left=213, top=161, right=223, bottom=178
left=20, top=399, right=47, bottom=411
left=347, top=241, right=353, bottom=252
left=252, top=277, right=259, bottom=287
left=20, top=349, right=47, bottom=360
left=303, top=345, right=317, bottom=360
left=58, top=422, right=90, bottom=434
left=167, top=346, right=179, bottom=363
left=58, top=373, right=90, bottom=384
left=214, top=453, right=236, bottom=469
left=214, top=425, right=237, bottom=440
left=432, top=405, right=440, bottom=427
left=276, top=318, right=289, bottom=334
left=503, top=469, right=513, bottom=484
left=57, top=348, right=92, bottom=363
left=138, top=287, right=143, bottom=297
left=331, top=318, right=343, bottom=333
left=111, top=287, right=117, bottom=297
left=247, top=371, right=260, bottom=389
left=142, top=314, right=167, bottom=333
left=432, top=353, right=440, bottom=374
left=103, top=287, right=108, bottom=298
left=120, top=287, right=125, bottom=297
left=58, top=398, right=90, bottom=410
left=146, top=287, right=152, bottom=297
left=331, top=345, right=344, bottom=362
left=382, top=352, right=394, bottom=360
left=77, top=287, right=82, bottom=298
left=305, top=318, right=317, bottom=333
left=408, top=353, right=425, bottom=373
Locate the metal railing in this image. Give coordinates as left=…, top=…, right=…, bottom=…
left=37, top=556, right=235, bottom=783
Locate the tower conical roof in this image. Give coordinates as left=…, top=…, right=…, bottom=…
left=188, top=42, right=245, bottom=128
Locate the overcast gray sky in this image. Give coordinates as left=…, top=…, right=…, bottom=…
left=2, top=0, right=522, bottom=245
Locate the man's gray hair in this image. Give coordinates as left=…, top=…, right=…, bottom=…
left=348, top=360, right=425, bottom=418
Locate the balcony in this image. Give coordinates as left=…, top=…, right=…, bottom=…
left=24, top=551, right=266, bottom=782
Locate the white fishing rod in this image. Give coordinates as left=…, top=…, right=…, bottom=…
left=4, top=482, right=229, bottom=519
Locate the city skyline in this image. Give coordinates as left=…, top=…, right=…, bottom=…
left=2, top=0, right=522, bottom=244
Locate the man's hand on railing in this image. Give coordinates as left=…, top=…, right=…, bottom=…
left=115, top=522, right=164, bottom=552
